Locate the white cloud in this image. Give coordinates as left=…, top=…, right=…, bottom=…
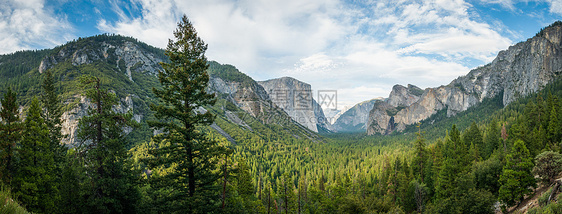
left=97, top=0, right=180, bottom=49
left=478, top=0, right=562, bottom=15
left=98, top=0, right=513, bottom=110
left=547, top=0, right=562, bottom=14
left=478, top=0, right=517, bottom=10
left=0, top=0, right=74, bottom=54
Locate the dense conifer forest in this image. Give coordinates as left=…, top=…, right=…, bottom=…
left=1, top=16, right=562, bottom=214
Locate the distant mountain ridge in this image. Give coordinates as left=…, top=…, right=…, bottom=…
left=258, top=77, right=332, bottom=133
left=366, top=22, right=562, bottom=135
left=331, top=98, right=382, bottom=132
left=0, top=34, right=330, bottom=146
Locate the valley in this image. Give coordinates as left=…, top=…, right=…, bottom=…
left=1, top=18, right=562, bottom=214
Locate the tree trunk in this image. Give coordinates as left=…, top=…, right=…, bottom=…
left=188, top=144, right=195, bottom=197
left=548, top=179, right=562, bottom=205
left=222, top=156, right=227, bottom=209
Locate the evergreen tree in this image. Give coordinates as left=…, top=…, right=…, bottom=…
left=41, top=70, right=67, bottom=168
left=462, top=122, right=483, bottom=157
left=532, top=151, right=562, bottom=185
left=436, top=125, right=468, bottom=199
left=468, top=142, right=481, bottom=163
left=76, top=75, right=140, bottom=213
left=236, top=158, right=262, bottom=212
left=0, top=87, right=22, bottom=185
left=411, top=130, right=428, bottom=183
left=59, top=150, right=85, bottom=214
left=298, top=172, right=308, bottom=214
left=145, top=15, right=228, bottom=213
left=472, top=156, right=502, bottom=196
left=548, top=107, right=559, bottom=144
left=236, top=159, right=254, bottom=198
left=499, top=140, right=535, bottom=208
left=264, top=182, right=275, bottom=214
left=41, top=70, right=67, bottom=210
left=13, top=97, right=57, bottom=213
left=278, top=172, right=296, bottom=214
left=483, top=120, right=500, bottom=159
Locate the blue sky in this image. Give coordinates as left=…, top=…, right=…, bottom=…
left=1, top=0, right=561, bottom=109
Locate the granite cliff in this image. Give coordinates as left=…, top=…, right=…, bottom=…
left=367, top=23, right=562, bottom=135
left=332, top=98, right=382, bottom=132
left=16, top=35, right=328, bottom=145
left=258, top=77, right=332, bottom=133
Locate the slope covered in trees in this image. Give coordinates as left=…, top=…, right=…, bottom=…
left=1, top=18, right=562, bottom=213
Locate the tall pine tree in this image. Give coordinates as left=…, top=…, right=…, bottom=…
left=483, top=119, right=500, bottom=159
left=146, top=14, right=229, bottom=213
left=76, top=75, right=140, bottom=213
left=41, top=70, right=66, bottom=168
left=0, top=87, right=22, bottom=185
left=13, top=97, right=57, bottom=213
left=499, top=140, right=535, bottom=208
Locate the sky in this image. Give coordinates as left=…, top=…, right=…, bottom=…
left=1, top=0, right=561, bottom=110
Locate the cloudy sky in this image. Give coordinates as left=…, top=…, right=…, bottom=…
left=1, top=0, right=561, bottom=109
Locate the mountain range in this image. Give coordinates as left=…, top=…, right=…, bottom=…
left=2, top=22, right=562, bottom=142
left=365, top=22, right=562, bottom=135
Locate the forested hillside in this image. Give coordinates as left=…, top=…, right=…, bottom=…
left=1, top=17, right=562, bottom=214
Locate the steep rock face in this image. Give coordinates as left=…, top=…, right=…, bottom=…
left=38, top=37, right=165, bottom=145
left=61, top=94, right=138, bottom=146
left=387, top=84, right=423, bottom=107
left=366, top=100, right=395, bottom=134
left=366, top=84, right=423, bottom=135
left=39, top=40, right=164, bottom=80
left=258, top=77, right=332, bottom=132
left=452, top=26, right=562, bottom=106
left=332, top=98, right=381, bottom=132
left=367, top=24, right=562, bottom=135
left=208, top=76, right=271, bottom=118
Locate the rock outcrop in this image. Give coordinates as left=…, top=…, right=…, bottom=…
left=258, top=77, right=332, bottom=132
left=39, top=39, right=164, bottom=81
left=367, top=24, right=562, bottom=135
left=332, top=98, right=382, bottom=132
left=38, top=36, right=165, bottom=145
left=208, top=76, right=270, bottom=118
left=61, top=94, right=138, bottom=146
left=387, top=84, right=424, bottom=107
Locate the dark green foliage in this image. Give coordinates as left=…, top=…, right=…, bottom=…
left=536, top=20, right=562, bottom=37
left=236, top=159, right=254, bottom=198
left=472, top=155, right=502, bottom=196
left=411, top=131, right=428, bottom=183
left=13, top=97, right=57, bottom=213
left=58, top=150, right=85, bottom=214
left=0, top=186, right=30, bottom=214
left=207, top=61, right=255, bottom=87
left=483, top=119, right=500, bottom=159
left=3, top=22, right=562, bottom=213
left=76, top=75, right=140, bottom=213
left=463, top=122, right=484, bottom=158
left=499, top=140, right=536, bottom=208
left=41, top=70, right=67, bottom=160
left=533, top=151, right=562, bottom=185
left=145, top=15, right=228, bottom=213
left=0, top=50, right=49, bottom=102
left=277, top=172, right=296, bottom=214
left=0, top=87, right=22, bottom=185
left=456, top=188, right=495, bottom=214
left=436, top=125, right=469, bottom=199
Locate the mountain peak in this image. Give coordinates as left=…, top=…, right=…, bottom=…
left=366, top=21, right=562, bottom=135
left=38, top=34, right=166, bottom=80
